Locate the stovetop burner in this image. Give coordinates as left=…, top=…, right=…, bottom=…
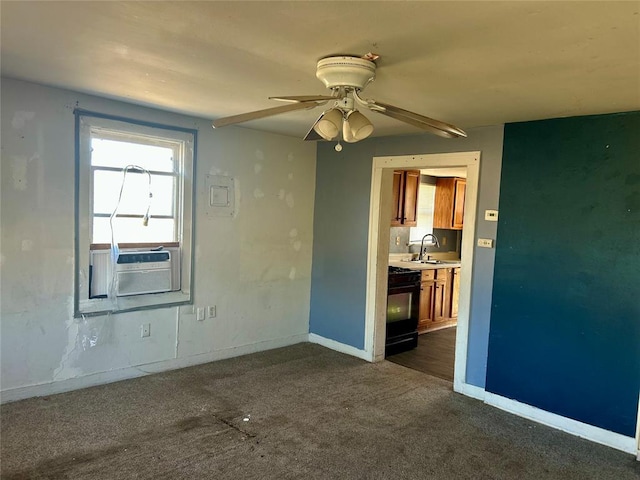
left=388, top=266, right=413, bottom=274
left=388, top=265, right=421, bottom=287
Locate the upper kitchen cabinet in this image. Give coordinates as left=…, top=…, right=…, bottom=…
left=391, top=170, right=420, bottom=227
left=433, top=177, right=466, bottom=230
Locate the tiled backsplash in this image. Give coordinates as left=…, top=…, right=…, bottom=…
left=389, top=227, right=411, bottom=253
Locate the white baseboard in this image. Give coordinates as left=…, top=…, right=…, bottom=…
left=636, top=392, right=640, bottom=460
left=483, top=391, right=637, bottom=455
left=0, top=333, right=308, bottom=404
left=308, top=333, right=372, bottom=361
left=454, top=380, right=486, bottom=401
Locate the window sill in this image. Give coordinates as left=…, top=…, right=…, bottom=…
left=90, top=242, right=180, bottom=250
left=77, top=290, right=190, bottom=317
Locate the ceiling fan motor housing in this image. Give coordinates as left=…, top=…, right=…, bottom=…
left=316, top=56, right=376, bottom=90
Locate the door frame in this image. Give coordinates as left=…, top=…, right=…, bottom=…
left=364, top=151, right=480, bottom=390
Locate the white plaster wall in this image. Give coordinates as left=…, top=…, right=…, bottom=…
left=0, top=78, right=316, bottom=400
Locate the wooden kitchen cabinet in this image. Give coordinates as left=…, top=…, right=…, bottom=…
left=433, top=273, right=448, bottom=322
left=450, top=267, right=460, bottom=318
left=433, top=177, right=466, bottom=230
left=418, top=267, right=460, bottom=333
left=391, top=170, right=420, bottom=227
left=418, top=270, right=436, bottom=330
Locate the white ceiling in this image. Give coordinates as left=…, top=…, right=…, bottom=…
left=2, top=1, right=639, bottom=139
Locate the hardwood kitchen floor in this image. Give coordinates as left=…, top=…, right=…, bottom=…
left=387, top=327, right=456, bottom=381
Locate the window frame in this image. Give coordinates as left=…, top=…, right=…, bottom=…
left=74, top=109, right=197, bottom=317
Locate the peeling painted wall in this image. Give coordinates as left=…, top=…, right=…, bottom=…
left=0, top=78, right=316, bottom=399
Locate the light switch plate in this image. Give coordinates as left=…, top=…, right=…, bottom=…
left=477, top=238, right=494, bottom=248
left=485, top=209, right=499, bottom=221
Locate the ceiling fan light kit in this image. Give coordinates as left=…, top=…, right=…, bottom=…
left=342, top=118, right=356, bottom=144
left=212, top=55, right=467, bottom=148
left=312, top=107, right=374, bottom=143
left=346, top=110, right=374, bottom=140
left=314, top=108, right=343, bottom=140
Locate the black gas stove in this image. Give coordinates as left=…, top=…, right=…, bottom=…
left=388, top=266, right=421, bottom=286
left=388, top=266, right=414, bottom=274
left=386, top=265, right=421, bottom=357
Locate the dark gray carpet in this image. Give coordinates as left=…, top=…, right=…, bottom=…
left=1, top=343, right=638, bottom=479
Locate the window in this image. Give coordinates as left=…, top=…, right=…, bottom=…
left=409, top=182, right=436, bottom=243
left=90, top=133, right=179, bottom=245
left=75, top=110, right=196, bottom=316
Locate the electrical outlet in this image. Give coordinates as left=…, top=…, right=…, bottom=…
left=141, top=323, right=151, bottom=338
left=477, top=238, right=494, bottom=248
left=196, top=307, right=205, bottom=321
left=207, top=306, right=217, bottom=318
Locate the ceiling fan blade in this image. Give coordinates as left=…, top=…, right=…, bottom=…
left=373, top=108, right=456, bottom=138
left=371, top=101, right=467, bottom=138
left=303, top=112, right=326, bottom=141
left=303, top=126, right=324, bottom=141
left=212, top=101, right=321, bottom=128
left=269, top=95, right=336, bottom=103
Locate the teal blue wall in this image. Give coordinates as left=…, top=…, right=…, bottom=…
left=309, top=126, right=504, bottom=387
left=486, top=111, right=640, bottom=436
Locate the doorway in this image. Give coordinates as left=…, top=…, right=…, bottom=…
left=364, top=151, right=480, bottom=391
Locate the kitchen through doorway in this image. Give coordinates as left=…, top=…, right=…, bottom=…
left=364, top=152, right=480, bottom=392
left=386, top=167, right=466, bottom=381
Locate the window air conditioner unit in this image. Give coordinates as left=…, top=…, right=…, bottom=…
left=116, top=251, right=172, bottom=297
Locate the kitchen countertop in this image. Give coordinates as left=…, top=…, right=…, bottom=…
left=389, top=260, right=461, bottom=270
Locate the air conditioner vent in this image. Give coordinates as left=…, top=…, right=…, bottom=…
left=89, top=248, right=181, bottom=298
left=115, top=251, right=172, bottom=297
left=117, top=251, right=170, bottom=264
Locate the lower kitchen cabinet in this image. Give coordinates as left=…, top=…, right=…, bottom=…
left=450, top=267, right=460, bottom=318
left=418, top=267, right=460, bottom=333
left=418, top=270, right=436, bottom=327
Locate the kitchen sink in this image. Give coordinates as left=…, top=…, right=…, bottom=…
left=406, top=259, right=460, bottom=265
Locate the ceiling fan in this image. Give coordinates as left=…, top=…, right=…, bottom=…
left=211, top=54, right=467, bottom=149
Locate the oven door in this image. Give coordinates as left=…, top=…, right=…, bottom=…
left=386, top=281, right=420, bottom=356
left=387, top=282, right=420, bottom=326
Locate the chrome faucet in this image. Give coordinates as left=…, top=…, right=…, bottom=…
left=419, top=233, right=440, bottom=260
